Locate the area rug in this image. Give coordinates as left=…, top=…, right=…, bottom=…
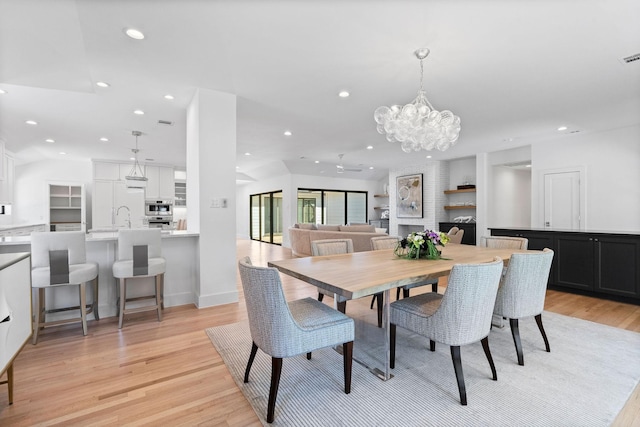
left=206, top=312, right=640, bottom=426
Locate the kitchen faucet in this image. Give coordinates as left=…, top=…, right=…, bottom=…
left=117, top=205, right=131, bottom=229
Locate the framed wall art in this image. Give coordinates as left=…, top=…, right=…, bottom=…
left=396, top=173, right=423, bottom=218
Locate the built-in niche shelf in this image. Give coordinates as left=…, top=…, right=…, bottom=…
left=49, top=184, right=85, bottom=231
left=443, top=188, right=476, bottom=210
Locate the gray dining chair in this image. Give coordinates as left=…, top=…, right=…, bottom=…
left=112, top=228, right=166, bottom=329
left=390, top=257, right=504, bottom=405
left=311, top=239, right=353, bottom=313
left=30, top=231, right=99, bottom=344
left=238, top=257, right=354, bottom=424
left=493, top=248, right=554, bottom=365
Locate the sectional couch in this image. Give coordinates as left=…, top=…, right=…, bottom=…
left=288, top=224, right=388, bottom=257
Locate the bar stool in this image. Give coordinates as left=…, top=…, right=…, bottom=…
left=30, top=231, right=99, bottom=344
left=112, top=229, right=166, bottom=329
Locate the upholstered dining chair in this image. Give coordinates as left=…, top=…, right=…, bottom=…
left=311, top=239, right=353, bottom=313
left=447, top=227, right=465, bottom=244
left=390, top=257, right=504, bottom=405
left=112, top=228, right=166, bottom=329
left=238, top=257, right=354, bottom=424
left=493, top=248, right=554, bottom=365
left=30, top=231, right=99, bottom=344
left=482, top=235, right=528, bottom=250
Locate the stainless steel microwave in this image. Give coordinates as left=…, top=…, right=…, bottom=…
left=145, top=200, right=173, bottom=217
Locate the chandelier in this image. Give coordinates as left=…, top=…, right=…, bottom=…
left=125, top=130, right=148, bottom=192
left=374, top=48, right=461, bottom=152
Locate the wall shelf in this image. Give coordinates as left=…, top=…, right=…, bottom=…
left=444, top=205, right=476, bottom=210
left=444, top=188, right=476, bottom=194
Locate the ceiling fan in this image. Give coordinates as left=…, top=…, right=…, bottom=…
left=336, top=154, right=362, bottom=173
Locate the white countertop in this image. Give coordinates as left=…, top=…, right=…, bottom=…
left=0, top=230, right=198, bottom=246
left=0, top=252, right=30, bottom=270
left=0, top=223, right=46, bottom=231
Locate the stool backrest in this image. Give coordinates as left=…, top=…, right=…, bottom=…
left=31, top=231, right=87, bottom=268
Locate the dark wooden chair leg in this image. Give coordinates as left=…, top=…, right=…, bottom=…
left=267, top=357, right=283, bottom=423
left=244, top=342, right=259, bottom=383
left=396, top=288, right=401, bottom=300
left=509, top=318, right=524, bottom=366
left=432, top=282, right=438, bottom=293
left=343, top=341, right=353, bottom=394
left=430, top=339, right=436, bottom=352
left=337, top=300, right=347, bottom=314
left=403, top=288, right=410, bottom=298
left=535, top=313, right=551, bottom=352
left=450, top=346, right=467, bottom=405
left=390, top=323, right=396, bottom=369
left=481, top=337, right=498, bottom=380
left=370, top=294, right=376, bottom=309
left=317, top=292, right=324, bottom=302
left=306, top=352, right=312, bottom=360
left=376, top=293, right=383, bottom=328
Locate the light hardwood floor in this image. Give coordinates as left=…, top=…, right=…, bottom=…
left=1, top=239, right=639, bottom=426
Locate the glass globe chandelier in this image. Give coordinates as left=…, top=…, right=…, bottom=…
left=374, top=48, right=461, bottom=152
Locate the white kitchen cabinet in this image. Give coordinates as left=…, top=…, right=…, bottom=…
left=92, top=180, right=144, bottom=229
left=0, top=154, right=14, bottom=204
left=145, top=165, right=175, bottom=200
left=48, top=183, right=85, bottom=231
left=93, top=162, right=120, bottom=180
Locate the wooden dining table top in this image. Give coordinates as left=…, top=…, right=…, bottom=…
left=268, top=244, right=531, bottom=300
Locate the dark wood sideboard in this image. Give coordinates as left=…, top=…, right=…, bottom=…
left=491, top=228, right=640, bottom=304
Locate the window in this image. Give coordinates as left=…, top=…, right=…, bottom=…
left=297, top=188, right=368, bottom=225
left=250, top=190, right=283, bottom=245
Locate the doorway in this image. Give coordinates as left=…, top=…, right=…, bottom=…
left=542, top=168, right=584, bottom=230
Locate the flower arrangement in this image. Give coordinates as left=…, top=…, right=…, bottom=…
left=394, top=229, right=449, bottom=260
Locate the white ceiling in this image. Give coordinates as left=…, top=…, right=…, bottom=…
left=1, top=0, right=638, bottom=181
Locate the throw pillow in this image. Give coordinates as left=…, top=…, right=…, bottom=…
left=317, top=224, right=341, bottom=231
left=298, top=223, right=317, bottom=230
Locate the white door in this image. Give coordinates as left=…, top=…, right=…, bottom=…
left=544, top=171, right=580, bottom=229
left=92, top=180, right=115, bottom=229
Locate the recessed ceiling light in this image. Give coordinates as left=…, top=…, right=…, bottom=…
left=100, top=137, right=109, bottom=142
left=0, top=89, right=7, bottom=94
left=59, top=152, right=67, bottom=155
left=369, top=166, right=374, bottom=170
left=525, top=164, right=532, bottom=168
left=244, top=152, right=251, bottom=156
left=366, top=145, right=373, bottom=150
left=557, top=126, right=568, bottom=131
left=426, top=155, right=432, bottom=159
left=45, top=139, right=55, bottom=143
left=125, top=28, right=145, bottom=40
left=284, top=130, right=292, bottom=136
left=133, top=109, right=144, bottom=115
left=130, top=157, right=136, bottom=161
left=314, top=160, right=319, bottom=164
left=164, top=94, right=174, bottom=100
left=96, top=81, right=110, bottom=88
left=338, top=91, right=350, bottom=98
left=25, top=120, right=38, bottom=125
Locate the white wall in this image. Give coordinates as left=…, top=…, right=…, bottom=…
left=490, top=166, right=531, bottom=228
left=531, top=125, right=640, bottom=232
left=13, top=158, right=92, bottom=227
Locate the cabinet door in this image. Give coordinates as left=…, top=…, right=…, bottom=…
left=144, top=166, right=160, bottom=199
left=555, top=234, right=594, bottom=290
left=93, top=162, right=120, bottom=180
left=595, top=236, right=640, bottom=297
left=92, top=180, right=115, bottom=229
left=158, top=166, right=175, bottom=199
left=0, top=155, right=14, bottom=204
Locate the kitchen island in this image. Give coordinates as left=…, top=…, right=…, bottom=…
left=0, top=230, right=199, bottom=321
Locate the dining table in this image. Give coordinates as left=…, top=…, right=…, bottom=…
left=268, top=243, right=533, bottom=380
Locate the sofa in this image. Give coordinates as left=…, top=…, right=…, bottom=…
left=288, top=224, right=388, bottom=257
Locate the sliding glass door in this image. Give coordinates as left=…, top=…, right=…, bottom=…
left=250, top=191, right=283, bottom=244
left=297, top=188, right=368, bottom=225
